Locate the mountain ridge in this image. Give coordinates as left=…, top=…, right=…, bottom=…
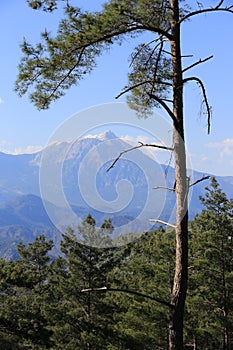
left=0, top=131, right=232, bottom=258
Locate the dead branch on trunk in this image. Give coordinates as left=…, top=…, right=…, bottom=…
left=149, top=219, right=176, bottom=228
left=81, top=286, right=174, bottom=309
left=182, top=55, right=213, bottom=73
left=115, top=80, right=172, bottom=99
left=153, top=186, right=175, bottom=191
left=148, top=93, right=178, bottom=127
left=107, top=141, right=173, bottom=172
left=153, top=175, right=209, bottom=192
left=179, top=1, right=233, bottom=24
left=183, top=76, right=212, bottom=134
left=189, top=175, right=210, bottom=188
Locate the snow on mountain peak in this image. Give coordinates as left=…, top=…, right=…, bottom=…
left=83, top=130, right=117, bottom=140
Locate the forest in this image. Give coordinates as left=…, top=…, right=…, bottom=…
left=0, top=178, right=232, bottom=350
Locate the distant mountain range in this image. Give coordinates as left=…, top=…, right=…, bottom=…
left=0, top=131, right=232, bottom=258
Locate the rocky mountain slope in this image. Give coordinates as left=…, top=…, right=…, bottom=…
left=0, top=131, right=232, bottom=258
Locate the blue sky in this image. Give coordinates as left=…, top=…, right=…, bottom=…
left=0, top=1, right=233, bottom=176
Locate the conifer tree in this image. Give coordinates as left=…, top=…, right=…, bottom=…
left=187, top=178, right=233, bottom=349
left=108, top=228, right=176, bottom=349
left=0, top=235, right=53, bottom=349
left=47, top=215, right=118, bottom=349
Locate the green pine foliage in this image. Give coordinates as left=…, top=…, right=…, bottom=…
left=186, top=178, right=233, bottom=349
left=108, top=228, right=175, bottom=349
left=0, top=235, right=54, bottom=349
left=0, top=191, right=232, bottom=349
left=15, top=0, right=172, bottom=111
left=44, top=215, right=120, bottom=349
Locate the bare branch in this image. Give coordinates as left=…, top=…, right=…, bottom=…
left=179, top=1, right=233, bottom=24
left=189, top=175, right=210, bottom=188
left=163, top=51, right=195, bottom=61
left=181, top=54, right=194, bottom=58
left=141, top=25, right=173, bottom=41
left=149, top=219, right=176, bottom=228
left=81, top=286, right=174, bottom=309
left=137, top=141, right=173, bottom=151
left=161, top=98, right=173, bottom=103
left=148, top=93, right=178, bottom=127
left=182, top=55, right=213, bottom=73
left=107, top=144, right=143, bottom=172
left=115, top=80, right=172, bottom=100
left=183, top=76, right=212, bottom=134
left=115, top=80, right=152, bottom=99
left=162, top=50, right=193, bottom=58
left=216, top=0, right=225, bottom=8
left=153, top=186, right=175, bottom=191
left=107, top=141, right=173, bottom=172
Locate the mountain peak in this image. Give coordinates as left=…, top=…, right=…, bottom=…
left=99, top=130, right=117, bottom=140
left=83, top=130, right=117, bottom=141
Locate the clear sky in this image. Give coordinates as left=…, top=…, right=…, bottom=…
left=0, top=1, right=233, bottom=176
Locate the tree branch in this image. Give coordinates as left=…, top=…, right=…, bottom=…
left=149, top=36, right=164, bottom=99
left=42, top=47, right=86, bottom=108
left=189, top=175, right=210, bottom=188
left=107, top=141, right=173, bottom=172
left=179, top=1, right=233, bottom=24
left=149, top=219, right=176, bottom=228
left=129, top=37, right=161, bottom=68
left=68, top=24, right=172, bottom=55
left=148, top=93, right=178, bottom=127
left=115, top=80, right=152, bottom=99
left=140, top=25, right=173, bottom=41
left=73, top=24, right=173, bottom=52
left=19, top=21, right=173, bottom=108
left=115, top=80, right=172, bottom=99
left=81, top=286, right=174, bottom=309
left=153, top=186, right=175, bottom=191
left=182, top=55, right=213, bottom=73
left=183, top=76, right=212, bottom=134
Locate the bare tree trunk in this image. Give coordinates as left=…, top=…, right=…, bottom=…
left=223, top=313, right=229, bottom=350
left=169, top=0, right=188, bottom=349
left=193, top=336, right=197, bottom=350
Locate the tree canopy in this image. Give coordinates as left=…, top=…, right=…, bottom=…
left=0, top=191, right=232, bottom=349
left=16, top=1, right=232, bottom=113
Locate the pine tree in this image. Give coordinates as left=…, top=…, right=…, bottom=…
left=186, top=178, right=233, bottom=349
left=108, top=228, right=175, bottom=349
left=47, top=215, right=119, bottom=349
left=0, top=235, right=54, bottom=349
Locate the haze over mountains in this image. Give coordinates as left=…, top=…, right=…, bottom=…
left=0, top=131, right=232, bottom=258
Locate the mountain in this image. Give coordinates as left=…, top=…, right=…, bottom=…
left=0, top=131, right=232, bottom=257
left=0, top=152, right=40, bottom=201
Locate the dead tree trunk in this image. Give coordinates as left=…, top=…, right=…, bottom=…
left=169, top=1, right=188, bottom=348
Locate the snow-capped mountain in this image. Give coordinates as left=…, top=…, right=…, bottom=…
left=0, top=130, right=232, bottom=257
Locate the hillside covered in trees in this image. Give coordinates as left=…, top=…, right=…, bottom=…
left=0, top=178, right=232, bottom=349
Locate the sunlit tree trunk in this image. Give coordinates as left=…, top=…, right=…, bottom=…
left=169, top=1, right=188, bottom=348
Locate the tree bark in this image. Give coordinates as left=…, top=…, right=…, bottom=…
left=169, top=0, right=188, bottom=349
